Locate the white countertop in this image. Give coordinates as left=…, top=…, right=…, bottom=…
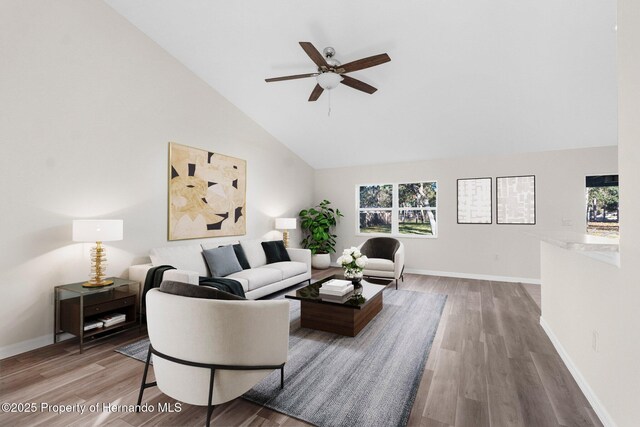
left=532, top=230, right=620, bottom=266
left=530, top=230, right=619, bottom=252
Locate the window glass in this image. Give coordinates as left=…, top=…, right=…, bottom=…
left=399, top=182, right=437, bottom=208
left=359, top=185, right=392, bottom=208
left=399, top=210, right=435, bottom=235
left=359, top=211, right=392, bottom=234
left=586, top=175, right=619, bottom=237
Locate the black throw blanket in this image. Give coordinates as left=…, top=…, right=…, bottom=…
left=199, top=277, right=246, bottom=298
left=142, top=265, right=175, bottom=314
left=142, top=265, right=246, bottom=312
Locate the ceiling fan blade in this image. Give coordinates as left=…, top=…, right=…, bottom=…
left=340, top=53, right=391, bottom=74
left=340, top=75, right=378, bottom=94
left=265, top=73, right=318, bottom=82
left=308, top=84, right=324, bottom=102
left=299, top=42, right=328, bottom=68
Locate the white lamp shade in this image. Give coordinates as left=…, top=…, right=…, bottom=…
left=316, top=72, right=343, bottom=90
left=275, top=218, right=297, bottom=230
left=73, top=220, right=123, bottom=242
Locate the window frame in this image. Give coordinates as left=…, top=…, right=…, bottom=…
left=585, top=173, right=619, bottom=237
left=355, top=181, right=439, bottom=239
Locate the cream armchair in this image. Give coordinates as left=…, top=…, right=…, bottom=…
left=137, top=287, right=290, bottom=426
left=358, top=237, right=405, bottom=289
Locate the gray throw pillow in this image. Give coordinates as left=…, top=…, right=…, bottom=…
left=159, top=280, right=245, bottom=300
left=202, top=245, right=243, bottom=277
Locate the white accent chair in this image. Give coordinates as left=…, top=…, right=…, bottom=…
left=358, top=237, right=405, bottom=289
left=137, top=288, right=290, bottom=426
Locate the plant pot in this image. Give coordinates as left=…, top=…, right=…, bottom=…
left=311, top=253, right=331, bottom=270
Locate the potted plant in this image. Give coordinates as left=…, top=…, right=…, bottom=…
left=299, top=200, right=343, bottom=269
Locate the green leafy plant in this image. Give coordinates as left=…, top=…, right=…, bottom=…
left=299, top=200, right=344, bottom=254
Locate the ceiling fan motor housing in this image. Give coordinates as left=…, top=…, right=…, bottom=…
left=323, top=47, right=341, bottom=68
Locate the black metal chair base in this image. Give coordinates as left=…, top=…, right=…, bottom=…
left=136, top=344, right=285, bottom=427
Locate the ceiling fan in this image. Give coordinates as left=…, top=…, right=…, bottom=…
left=265, top=42, right=391, bottom=102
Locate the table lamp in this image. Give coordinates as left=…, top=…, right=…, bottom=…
left=275, top=218, right=296, bottom=248
left=73, top=219, right=123, bottom=287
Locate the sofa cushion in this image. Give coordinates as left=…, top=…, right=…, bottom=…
left=364, top=258, right=394, bottom=271
left=261, top=240, right=291, bottom=264
left=150, top=245, right=208, bottom=277
left=240, top=239, right=267, bottom=268
left=260, top=261, right=307, bottom=280
left=227, top=267, right=282, bottom=291
left=202, top=246, right=243, bottom=277
left=159, top=280, right=245, bottom=300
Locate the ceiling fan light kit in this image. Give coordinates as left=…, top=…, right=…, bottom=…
left=316, top=72, right=343, bottom=90
left=265, top=41, right=391, bottom=103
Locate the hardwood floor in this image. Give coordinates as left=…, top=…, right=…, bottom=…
left=0, top=269, right=600, bottom=427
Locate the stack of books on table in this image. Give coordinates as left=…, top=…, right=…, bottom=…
left=97, top=312, right=126, bottom=328
left=319, top=279, right=354, bottom=303
left=83, top=320, right=104, bottom=331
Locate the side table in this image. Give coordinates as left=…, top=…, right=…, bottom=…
left=54, top=277, right=141, bottom=353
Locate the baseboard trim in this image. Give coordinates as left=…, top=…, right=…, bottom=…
left=539, top=317, right=616, bottom=427
left=0, top=334, right=53, bottom=360
left=331, top=262, right=541, bottom=284
left=404, top=268, right=541, bottom=285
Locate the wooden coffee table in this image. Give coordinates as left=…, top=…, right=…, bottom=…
left=285, top=275, right=390, bottom=337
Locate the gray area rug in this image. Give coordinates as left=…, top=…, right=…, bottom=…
left=115, top=337, right=151, bottom=363
left=116, top=289, right=446, bottom=427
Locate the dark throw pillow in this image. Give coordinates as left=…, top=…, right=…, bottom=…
left=202, top=245, right=243, bottom=277
left=231, top=244, right=251, bottom=270
left=159, top=280, right=245, bottom=300
left=261, top=240, right=291, bottom=264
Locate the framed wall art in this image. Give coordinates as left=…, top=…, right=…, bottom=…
left=457, top=177, right=492, bottom=224
left=496, top=175, right=536, bottom=225
left=168, top=142, right=247, bottom=240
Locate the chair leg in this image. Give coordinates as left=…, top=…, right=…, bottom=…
left=280, top=366, right=285, bottom=389
left=136, top=344, right=153, bottom=411
left=206, top=368, right=216, bottom=427
left=395, top=278, right=398, bottom=290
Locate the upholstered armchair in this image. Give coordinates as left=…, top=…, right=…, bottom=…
left=138, top=286, right=290, bottom=426
left=358, top=237, right=405, bottom=289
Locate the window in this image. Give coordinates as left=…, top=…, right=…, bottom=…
left=357, top=182, right=438, bottom=237
left=586, top=175, right=619, bottom=237
left=358, top=184, right=393, bottom=234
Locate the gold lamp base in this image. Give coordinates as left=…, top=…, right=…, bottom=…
left=82, top=279, right=114, bottom=288
left=282, top=230, right=290, bottom=248
left=81, top=241, right=113, bottom=288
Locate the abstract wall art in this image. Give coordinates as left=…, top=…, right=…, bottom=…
left=457, top=178, right=492, bottom=224
left=496, top=175, right=536, bottom=225
left=168, top=142, right=246, bottom=240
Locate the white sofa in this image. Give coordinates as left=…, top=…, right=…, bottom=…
left=129, top=239, right=311, bottom=299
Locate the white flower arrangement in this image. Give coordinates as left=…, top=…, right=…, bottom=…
left=336, top=247, right=368, bottom=279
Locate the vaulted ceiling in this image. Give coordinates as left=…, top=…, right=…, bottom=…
left=105, top=0, right=617, bottom=169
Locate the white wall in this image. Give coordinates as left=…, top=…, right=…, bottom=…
left=315, top=146, right=617, bottom=282
left=0, top=0, right=314, bottom=358
left=615, top=0, right=640, bottom=423
left=539, top=2, right=640, bottom=425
